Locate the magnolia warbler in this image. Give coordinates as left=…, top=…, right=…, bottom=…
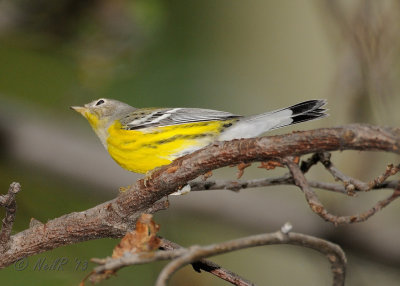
left=71, top=99, right=327, bottom=174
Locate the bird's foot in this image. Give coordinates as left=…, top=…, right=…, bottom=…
left=143, top=167, right=162, bottom=188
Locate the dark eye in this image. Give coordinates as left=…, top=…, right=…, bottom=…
left=96, top=99, right=105, bottom=106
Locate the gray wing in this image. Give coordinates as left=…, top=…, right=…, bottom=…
left=122, top=108, right=241, bottom=130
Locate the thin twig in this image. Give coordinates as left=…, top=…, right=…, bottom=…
left=317, top=152, right=370, bottom=192
left=91, top=238, right=256, bottom=286
left=317, top=152, right=400, bottom=194
left=91, top=224, right=346, bottom=286
left=0, top=182, right=21, bottom=252
left=367, top=163, right=400, bottom=189
left=189, top=174, right=293, bottom=192
left=160, top=238, right=255, bottom=286
left=91, top=249, right=185, bottom=269
left=300, top=153, right=322, bottom=173
left=285, top=157, right=400, bottom=225
left=155, top=223, right=346, bottom=286
left=189, top=175, right=399, bottom=195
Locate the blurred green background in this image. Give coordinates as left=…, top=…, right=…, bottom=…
left=1, top=0, right=400, bottom=285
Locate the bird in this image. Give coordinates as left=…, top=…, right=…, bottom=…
left=71, top=99, right=327, bottom=174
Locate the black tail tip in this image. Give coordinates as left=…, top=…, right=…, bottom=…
left=289, top=99, right=327, bottom=116
left=290, top=99, right=328, bottom=125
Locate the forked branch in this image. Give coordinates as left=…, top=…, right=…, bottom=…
left=90, top=223, right=346, bottom=286
left=285, top=157, right=400, bottom=225
left=0, top=124, right=398, bottom=269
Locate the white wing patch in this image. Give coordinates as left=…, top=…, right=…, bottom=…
left=124, top=108, right=240, bottom=130
left=127, top=112, right=156, bottom=126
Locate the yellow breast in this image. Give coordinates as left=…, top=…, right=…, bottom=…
left=106, top=120, right=234, bottom=173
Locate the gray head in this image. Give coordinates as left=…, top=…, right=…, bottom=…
left=71, top=98, right=137, bottom=147
left=71, top=98, right=136, bottom=124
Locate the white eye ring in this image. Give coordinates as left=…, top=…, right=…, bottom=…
left=95, top=99, right=105, bottom=106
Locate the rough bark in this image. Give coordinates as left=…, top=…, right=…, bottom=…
left=0, top=124, right=399, bottom=268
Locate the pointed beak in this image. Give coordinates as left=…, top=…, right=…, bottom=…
left=70, top=106, right=88, bottom=117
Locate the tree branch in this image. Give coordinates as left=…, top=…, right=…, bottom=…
left=284, top=157, right=400, bottom=225
left=0, top=182, right=21, bottom=252
left=189, top=174, right=400, bottom=195
left=154, top=223, right=346, bottom=286
left=0, top=124, right=398, bottom=268
left=89, top=223, right=345, bottom=286
left=159, top=238, right=255, bottom=286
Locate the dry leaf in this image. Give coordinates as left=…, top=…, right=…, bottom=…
left=112, top=214, right=160, bottom=258
left=259, top=157, right=299, bottom=170
left=258, top=160, right=283, bottom=170
left=86, top=214, right=161, bottom=284
left=236, top=162, right=252, bottom=179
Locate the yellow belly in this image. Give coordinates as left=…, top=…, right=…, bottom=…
left=106, top=120, right=234, bottom=173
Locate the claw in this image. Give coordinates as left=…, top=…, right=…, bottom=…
left=143, top=167, right=161, bottom=187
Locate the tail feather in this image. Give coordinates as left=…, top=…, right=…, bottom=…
left=266, top=99, right=327, bottom=130
left=218, top=99, right=327, bottom=141
left=290, top=111, right=327, bottom=126
left=289, top=100, right=327, bottom=126
left=282, top=99, right=326, bottom=116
